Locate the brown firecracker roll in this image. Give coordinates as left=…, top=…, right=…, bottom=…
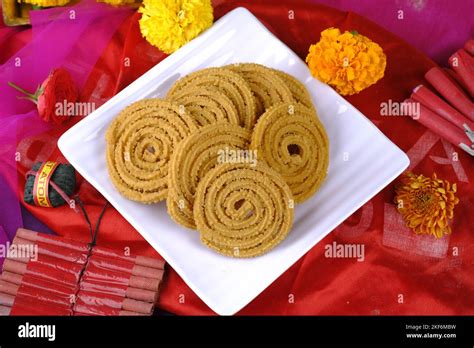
left=0, top=280, right=18, bottom=295
left=0, top=305, right=11, bottom=316
left=0, top=292, right=14, bottom=306
left=0, top=272, right=22, bottom=285
left=128, top=275, right=161, bottom=292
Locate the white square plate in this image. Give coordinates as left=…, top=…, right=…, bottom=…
left=58, top=7, right=409, bottom=315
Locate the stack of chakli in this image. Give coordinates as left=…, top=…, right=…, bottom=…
left=0, top=228, right=165, bottom=316
left=106, top=63, right=330, bottom=258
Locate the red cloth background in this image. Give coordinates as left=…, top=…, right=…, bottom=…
left=3, top=0, right=474, bottom=314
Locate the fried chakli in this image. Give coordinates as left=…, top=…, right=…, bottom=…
left=167, top=67, right=256, bottom=129
left=272, top=69, right=314, bottom=110
left=194, top=162, right=294, bottom=258
left=168, top=86, right=240, bottom=127
left=250, top=102, right=329, bottom=203
left=168, top=123, right=251, bottom=229
left=227, top=63, right=293, bottom=118
left=106, top=99, right=198, bottom=203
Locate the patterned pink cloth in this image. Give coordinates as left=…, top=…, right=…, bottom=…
left=312, top=0, right=473, bottom=64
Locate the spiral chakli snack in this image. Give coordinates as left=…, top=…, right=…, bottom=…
left=250, top=102, right=329, bottom=203
left=168, top=123, right=251, bottom=229
left=106, top=99, right=198, bottom=203
left=194, top=163, right=294, bottom=258
left=168, top=86, right=240, bottom=127
left=166, top=67, right=256, bottom=129
left=272, top=69, right=314, bottom=110
left=227, top=63, right=294, bottom=117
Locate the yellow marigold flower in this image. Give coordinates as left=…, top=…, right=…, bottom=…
left=97, top=0, right=136, bottom=6
left=395, top=172, right=459, bottom=238
left=138, top=0, right=213, bottom=54
left=20, top=0, right=70, bottom=7
left=306, top=28, right=387, bottom=96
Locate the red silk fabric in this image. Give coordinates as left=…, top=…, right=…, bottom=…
left=4, top=0, right=474, bottom=314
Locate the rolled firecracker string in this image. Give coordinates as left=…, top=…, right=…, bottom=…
left=0, top=272, right=22, bottom=285
left=83, top=262, right=161, bottom=292
left=412, top=85, right=474, bottom=141
left=92, top=246, right=165, bottom=270
left=5, top=252, right=85, bottom=277
left=1, top=258, right=78, bottom=315
left=0, top=305, right=11, bottom=316
left=425, top=67, right=474, bottom=121
left=403, top=98, right=474, bottom=156
left=449, top=49, right=474, bottom=98
left=1, top=272, right=76, bottom=298
left=16, top=228, right=89, bottom=252
left=465, top=39, right=474, bottom=56
left=74, top=290, right=154, bottom=315
left=121, top=297, right=154, bottom=314
left=124, top=287, right=158, bottom=303
left=7, top=294, right=72, bottom=316
left=1, top=266, right=158, bottom=315
left=88, top=255, right=165, bottom=280
left=117, top=310, right=147, bottom=316
left=2, top=258, right=81, bottom=287
left=0, top=280, right=18, bottom=296
left=3, top=229, right=165, bottom=315
left=73, top=309, right=146, bottom=316
left=0, top=280, right=72, bottom=308
left=17, top=228, right=166, bottom=270
left=0, top=292, right=14, bottom=306
left=80, top=278, right=158, bottom=303
left=443, top=68, right=471, bottom=95
left=12, top=236, right=89, bottom=264
left=73, top=311, right=99, bottom=316
left=129, top=275, right=161, bottom=292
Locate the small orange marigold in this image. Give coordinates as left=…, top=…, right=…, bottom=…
left=306, top=28, right=387, bottom=96
left=395, top=172, right=459, bottom=238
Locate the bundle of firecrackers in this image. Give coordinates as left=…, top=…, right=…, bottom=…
left=0, top=228, right=165, bottom=316
left=392, top=41, right=473, bottom=239
left=392, top=41, right=474, bottom=240
left=402, top=39, right=474, bottom=157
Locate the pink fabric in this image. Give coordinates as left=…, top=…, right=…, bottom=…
left=0, top=225, right=8, bottom=268
left=0, top=1, right=132, bottom=265
left=312, top=0, right=473, bottom=64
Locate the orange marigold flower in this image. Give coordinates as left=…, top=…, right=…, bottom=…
left=305, top=28, right=387, bottom=96
left=394, top=172, right=459, bottom=238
